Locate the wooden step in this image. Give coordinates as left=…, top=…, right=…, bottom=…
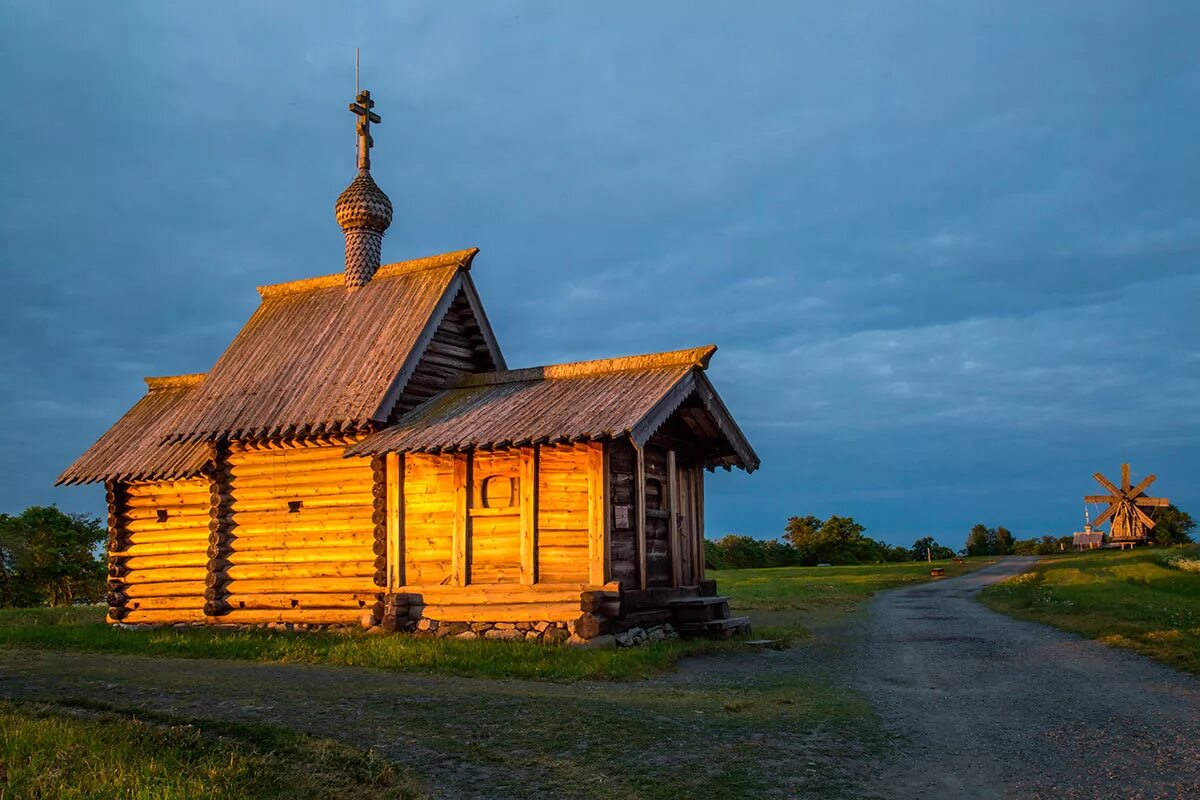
left=669, top=595, right=732, bottom=623
left=677, top=616, right=751, bottom=639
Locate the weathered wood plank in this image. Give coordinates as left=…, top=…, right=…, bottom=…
left=636, top=445, right=647, bottom=590
left=452, top=453, right=469, bottom=587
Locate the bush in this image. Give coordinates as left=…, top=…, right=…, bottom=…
left=0, top=506, right=106, bottom=607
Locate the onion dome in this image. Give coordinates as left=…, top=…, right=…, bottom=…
left=335, top=170, right=393, bottom=234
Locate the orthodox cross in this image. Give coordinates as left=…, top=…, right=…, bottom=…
left=350, top=90, right=381, bottom=171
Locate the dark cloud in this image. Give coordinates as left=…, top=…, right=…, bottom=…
left=2, top=2, right=1196, bottom=548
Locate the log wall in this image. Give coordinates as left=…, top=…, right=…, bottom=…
left=537, top=444, right=591, bottom=584
left=219, top=442, right=379, bottom=624
left=402, top=453, right=457, bottom=586
left=109, top=477, right=210, bottom=624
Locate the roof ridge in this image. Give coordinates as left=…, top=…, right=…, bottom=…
left=256, top=247, right=479, bottom=300
left=144, top=373, right=206, bottom=392
left=447, top=345, right=717, bottom=389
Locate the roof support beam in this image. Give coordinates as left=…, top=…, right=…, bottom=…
left=635, top=443, right=647, bottom=591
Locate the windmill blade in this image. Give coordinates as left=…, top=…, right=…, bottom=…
left=1127, top=474, right=1157, bottom=499
left=1084, top=495, right=1119, bottom=503
left=1093, top=502, right=1119, bottom=526
left=1132, top=503, right=1155, bottom=529
left=1093, top=472, right=1121, bottom=496
left=1134, top=497, right=1169, bottom=507
left=1121, top=463, right=1131, bottom=492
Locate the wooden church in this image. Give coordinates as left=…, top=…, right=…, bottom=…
left=59, top=90, right=758, bottom=642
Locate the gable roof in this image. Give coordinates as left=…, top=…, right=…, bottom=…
left=57, top=374, right=212, bottom=486
left=164, top=248, right=503, bottom=443
left=348, top=345, right=759, bottom=472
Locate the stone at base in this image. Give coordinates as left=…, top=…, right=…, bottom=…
left=484, top=628, right=524, bottom=641
left=567, top=633, right=616, bottom=649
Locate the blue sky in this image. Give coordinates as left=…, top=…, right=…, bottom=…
left=2, top=3, right=1197, bottom=549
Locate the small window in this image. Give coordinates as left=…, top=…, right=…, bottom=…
left=481, top=476, right=516, bottom=509
left=156, top=509, right=169, bottom=523
left=288, top=500, right=303, bottom=513
left=645, top=479, right=664, bottom=511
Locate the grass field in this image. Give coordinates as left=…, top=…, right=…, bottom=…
left=980, top=546, right=1200, bottom=674
left=713, top=557, right=998, bottom=612
left=0, top=560, right=1006, bottom=799
left=0, top=700, right=424, bottom=800
left=0, top=559, right=995, bottom=684
left=0, top=606, right=741, bottom=682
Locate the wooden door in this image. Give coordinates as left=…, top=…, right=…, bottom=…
left=674, top=462, right=696, bottom=586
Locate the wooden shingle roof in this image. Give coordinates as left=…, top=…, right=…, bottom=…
left=165, top=248, right=502, bottom=442
left=349, top=345, right=759, bottom=472
left=57, top=375, right=212, bottom=486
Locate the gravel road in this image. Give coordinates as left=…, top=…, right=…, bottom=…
left=848, top=557, right=1200, bottom=799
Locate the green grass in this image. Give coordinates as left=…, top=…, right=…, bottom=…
left=0, top=700, right=425, bottom=799
left=980, top=546, right=1200, bottom=674
left=713, top=557, right=999, bottom=612
left=0, top=559, right=998, bottom=683
left=0, top=606, right=746, bottom=682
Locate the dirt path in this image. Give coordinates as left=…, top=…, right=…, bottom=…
left=847, top=557, right=1200, bottom=799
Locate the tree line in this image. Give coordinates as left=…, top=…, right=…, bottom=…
left=965, top=505, right=1194, bottom=556
left=708, top=505, right=1195, bottom=570
left=0, top=506, right=105, bottom=607
left=705, top=514, right=956, bottom=570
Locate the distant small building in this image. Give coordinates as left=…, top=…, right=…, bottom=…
left=1073, top=524, right=1104, bottom=551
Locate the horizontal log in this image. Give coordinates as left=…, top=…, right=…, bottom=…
left=126, top=595, right=207, bottom=611
left=114, top=540, right=210, bottom=558
left=119, top=566, right=208, bottom=584
left=223, top=562, right=374, bottom=581
left=125, top=516, right=212, bottom=534
left=127, top=529, right=212, bottom=546
left=118, top=608, right=208, bottom=624
left=229, top=458, right=373, bottom=479
left=221, top=593, right=376, bottom=611
left=227, top=533, right=373, bottom=551
left=229, top=519, right=374, bottom=536
left=396, top=583, right=603, bottom=603
left=536, top=530, right=587, bottom=548
left=223, top=577, right=376, bottom=595
left=226, top=546, right=372, bottom=565
left=122, top=580, right=209, bottom=599
left=229, top=467, right=373, bottom=489
left=216, top=608, right=363, bottom=625
left=124, top=552, right=210, bottom=570
left=419, top=602, right=581, bottom=623
left=226, top=493, right=374, bottom=512
left=126, top=479, right=210, bottom=497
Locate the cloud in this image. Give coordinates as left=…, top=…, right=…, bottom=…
left=1, top=2, right=1197, bottom=548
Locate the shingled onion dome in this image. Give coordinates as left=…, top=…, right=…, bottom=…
left=336, top=170, right=393, bottom=288
left=337, top=89, right=393, bottom=289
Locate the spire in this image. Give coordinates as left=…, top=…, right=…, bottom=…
left=335, top=89, right=393, bottom=290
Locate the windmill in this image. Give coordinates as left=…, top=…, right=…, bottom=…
left=1085, top=463, right=1169, bottom=546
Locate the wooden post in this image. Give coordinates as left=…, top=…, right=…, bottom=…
left=635, top=444, right=647, bottom=590
left=452, top=452, right=470, bottom=587
left=519, top=446, right=538, bottom=586
left=666, top=449, right=679, bottom=588
left=693, top=467, right=705, bottom=583
left=386, top=452, right=402, bottom=590
left=587, top=442, right=606, bottom=586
